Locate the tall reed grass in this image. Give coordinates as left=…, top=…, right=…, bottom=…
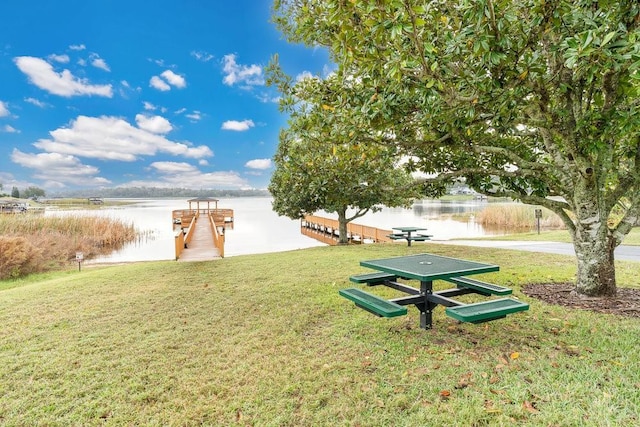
left=475, top=204, right=565, bottom=230
left=0, top=214, right=136, bottom=279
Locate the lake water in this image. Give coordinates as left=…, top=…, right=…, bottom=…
left=45, top=197, right=497, bottom=263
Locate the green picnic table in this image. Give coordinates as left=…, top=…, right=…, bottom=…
left=387, top=226, right=431, bottom=246
left=340, top=253, right=529, bottom=329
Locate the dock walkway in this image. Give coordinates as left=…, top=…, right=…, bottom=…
left=178, top=216, right=222, bottom=262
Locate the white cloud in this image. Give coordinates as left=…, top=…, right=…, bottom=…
left=32, top=115, right=212, bottom=161
left=161, top=70, right=186, bottom=88
left=11, top=149, right=110, bottom=186
left=149, top=75, right=171, bottom=91
left=143, top=102, right=156, bottom=110
left=151, top=161, right=198, bottom=174
left=135, top=114, right=173, bottom=134
left=69, top=44, right=86, bottom=51
left=256, top=93, right=280, bottom=104
left=149, top=70, right=186, bottom=91
left=14, top=56, right=113, bottom=97
left=296, top=71, right=315, bottom=81
left=0, top=101, right=9, bottom=116
left=134, top=161, right=248, bottom=189
left=106, top=161, right=253, bottom=190
left=149, top=58, right=166, bottom=67
left=91, top=57, right=111, bottom=72
left=25, top=97, right=50, bottom=108
left=221, top=119, right=254, bottom=131
left=222, top=54, right=264, bottom=87
left=191, top=50, right=214, bottom=62
left=245, top=159, right=272, bottom=170
left=48, top=54, right=70, bottom=63
left=2, top=125, right=20, bottom=133
left=185, top=111, right=202, bottom=122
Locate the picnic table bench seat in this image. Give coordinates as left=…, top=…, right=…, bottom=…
left=339, top=288, right=408, bottom=318
left=408, top=235, right=432, bottom=241
left=386, top=234, right=432, bottom=241
left=445, top=298, right=529, bottom=323
left=445, top=276, right=513, bottom=296
left=387, top=233, right=409, bottom=240
left=349, top=272, right=397, bottom=285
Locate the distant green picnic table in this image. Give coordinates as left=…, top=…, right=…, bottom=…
left=386, top=226, right=432, bottom=246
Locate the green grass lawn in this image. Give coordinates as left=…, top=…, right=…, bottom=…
left=474, top=227, right=640, bottom=246
left=1, top=244, right=639, bottom=426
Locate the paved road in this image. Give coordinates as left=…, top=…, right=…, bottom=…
left=432, top=240, right=640, bottom=262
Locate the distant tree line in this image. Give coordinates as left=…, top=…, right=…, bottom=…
left=50, top=187, right=271, bottom=199
left=0, top=184, right=46, bottom=199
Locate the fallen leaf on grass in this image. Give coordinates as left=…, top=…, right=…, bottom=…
left=439, top=390, right=451, bottom=399
left=455, top=380, right=470, bottom=389
left=484, top=400, right=502, bottom=414
left=455, top=372, right=473, bottom=389
left=522, top=400, right=539, bottom=414
left=564, top=345, right=580, bottom=356
left=510, top=352, right=520, bottom=360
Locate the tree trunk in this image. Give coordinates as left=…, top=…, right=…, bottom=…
left=337, top=209, right=349, bottom=244
left=571, top=176, right=617, bottom=296
left=573, top=233, right=617, bottom=297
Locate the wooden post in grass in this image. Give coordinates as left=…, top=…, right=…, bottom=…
left=76, top=252, right=83, bottom=272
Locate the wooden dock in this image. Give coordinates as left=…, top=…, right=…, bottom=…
left=301, top=215, right=394, bottom=245
left=173, top=197, right=233, bottom=262
left=177, top=215, right=222, bottom=262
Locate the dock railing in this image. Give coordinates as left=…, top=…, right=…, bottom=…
left=174, top=230, right=185, bottom=260
left=174, top=213, right=198, bottom=260
left=208, top=213, right=225, bottom=258
left=301, top=215, right=393, bottom=244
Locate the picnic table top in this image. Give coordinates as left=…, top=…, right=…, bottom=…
left=391, top=226, right=427, bottom=232
left=360, top=253, right=499, bottom=282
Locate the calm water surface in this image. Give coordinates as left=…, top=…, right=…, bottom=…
left=45, top=197, right=497, bottom=263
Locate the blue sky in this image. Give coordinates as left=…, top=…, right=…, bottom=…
left=0, top=1, right=331, bottom=192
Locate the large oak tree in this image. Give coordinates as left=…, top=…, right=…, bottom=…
left=273, top=0, right=640, bottom=296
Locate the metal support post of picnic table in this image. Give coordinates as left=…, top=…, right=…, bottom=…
left=420, top=280, right=434, bottom=329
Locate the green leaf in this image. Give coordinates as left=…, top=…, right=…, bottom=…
left=582, top=31, right=594, bottom=50
left=600, top=31, right=617, bottom=47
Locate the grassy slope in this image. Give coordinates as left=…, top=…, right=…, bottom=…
left=1, top=244, right=639, bottom=426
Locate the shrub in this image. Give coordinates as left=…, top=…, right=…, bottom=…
left=475, top=204, right=565, bottom=230
left=0, top=214, right=137, bottom=279
left=0, top=236, right=44, bottom=279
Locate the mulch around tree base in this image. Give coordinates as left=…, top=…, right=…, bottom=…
left=523, top=283, right=640, bottom=319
